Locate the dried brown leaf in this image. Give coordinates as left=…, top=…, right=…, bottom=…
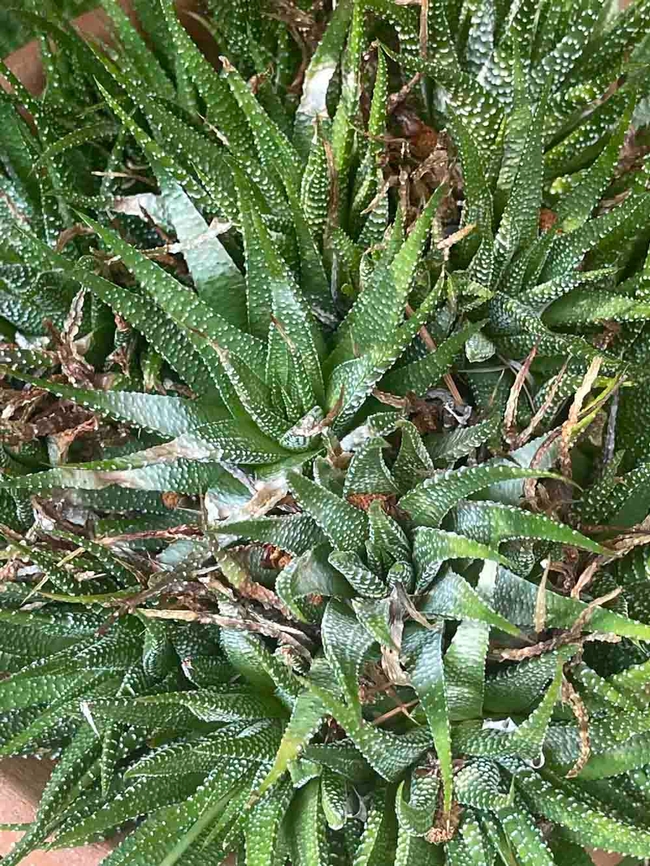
left=504, top=344, right=538, bottom=446
left=514, top=360, right=569, bottom=449
left=570, top=559, right=601, bottom=600
left=562, top=677, right=591, bottom=778
left=49, top=415, right=99, bottom=464
left=560, top=357, right=603, bottom=477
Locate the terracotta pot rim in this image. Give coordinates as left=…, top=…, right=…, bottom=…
left=1, top=0, right=203, bottom=96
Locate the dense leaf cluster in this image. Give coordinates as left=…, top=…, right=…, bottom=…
left=2, top=0, right=650, bottom=864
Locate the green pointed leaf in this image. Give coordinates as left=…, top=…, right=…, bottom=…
left=51, top=530, right=138, bottom=588
left=330, top=550, right=388, bottom=598
left=4, top=457, right=243, bottom=497
left=330, top=0, right=364, bottom=181
left=320, top=768, right=348, bottom=830
left=293, top=0, right=354, bottom=157
left=396, top=826, right=445, bottom=865
left=343, top=190, right=446, bottom=352
left=276, top=543, right=354, bottom=620
left=1, top=373, right=226, bottom=439
left=220, top=59, right=302, bottom=190
left=446, top=106, right=493, bottom=237
left=100, top=765, right=248, bottom=866
left=300, top=128, right=330, bottom=243
left=97, top=74, right=218, bottom=201
left=0, top=538, right=82, bottom=596
left=256, top=691, right=325, bottom=799
left=232, top=165, right=299, bottom=341
left=217, top=346, right=291, bottom=441
left=484, top=653, right=560, bottom=715
left=542, top=193, right=650, bottom=283
left=350, top=786, right=395, bottom=866
left=426, top=417, right=500, bottom=466
left=454, top=501, right=607, bottom=555
left=100, top=723, right=123, bottom=798
left=289, top=470, right=369, bottom=551
left=327, top=284, right=442, bottom=433
left=270, top=260, right=325, bottom=407
left=413, top=528, right=510, bottom=591
left=444, top=620, right=490, bottom=722
left=244, top=779, right=293, bottom=866
left=351, top=49, right=388, bottom=231
left=0, top=726, right=101, bottom=866
left=150, top=158, right=247, bottom=328
left=128, top=727, right=278, bottom=780
left=489, top=568, right=650, bottom=641
left=401, top=463, right=559, bottom=528
left=509, top=656, right=564, bottom=760
left=455, top=759, right=513, bottom=811
left=100, top=0, right=174, bottom=98
left=516, top=768, right=650, bottom=857
left=366, top=499, right=411, bottom=575
left=343, top=439, right=399, bottom=497
left=89, top=689, right=285, bottom=729
left=322, top=599, right=374, bottom=710
left=494, top=89, right=547, bottom=270
left=533, top=0, right=601, bottom=90
left=0, top=671, right=110, bottom=758
left=405, top=624, right=453, bottom=813
left=307, top=662, right=431, bottom=781
left=215, top=513, right=325, bottom=557
left=392, top=421, right=435, bottom=494
left=420, top=570, right=520, bottom=636
left=79, top=213, right=266, bottom=378
left=13, top=226, right=216, bottom=395
left=396, top=767, right=439, bottom=837
left=498, top=803, right=556, bottom=866
left=158, top=0, right=248, bottom=147
left=556, top=105, right=632, bottom=232
left=285, top=777, right=328, bottom=866
left=54, top=772, right=205, bottom=848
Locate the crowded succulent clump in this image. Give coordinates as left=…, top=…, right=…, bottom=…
left=2, top=0, right=650, bottom=863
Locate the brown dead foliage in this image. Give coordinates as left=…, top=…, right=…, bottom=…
left=260, top=544, right=293, bottom=571
left=504, top=344, right=538, bottom=446
left=46, top=288, right=95, bottom=387
left=539, top=207, right=559, bottom=232
left=425, top=801, right=463, bottom=844
left=347, top=492, right=398, bottom=513
left=0, top=384, right=95, bottom=448
left=562, top=677, right=591, bottom=778
left=497, top=587, right=623, bottom=663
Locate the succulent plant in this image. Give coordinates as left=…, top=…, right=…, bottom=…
left=2, top=0, right=650, bottom=864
